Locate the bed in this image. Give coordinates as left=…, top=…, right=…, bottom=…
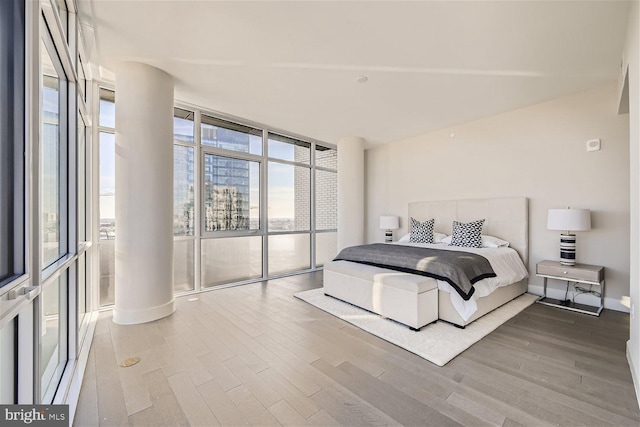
left=323, top=197, right=529, bottom=328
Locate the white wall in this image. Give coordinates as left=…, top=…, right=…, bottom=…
left=622, top=0, right=640, bottom=408
left=366, top=83, right=629, bottom=311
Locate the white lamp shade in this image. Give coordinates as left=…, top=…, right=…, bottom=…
left=379, top=215, right=399, bottom=230
left=547, top=208, right=591, bottom=231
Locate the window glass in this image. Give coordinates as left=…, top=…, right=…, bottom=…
left=268, top=134, right=310, bottom=164
left=40, top=271, right=67, bottom=402
left=268, top=162, right=310, bottom=232
left=204, top=155, right=260, bottom=232
left=174, top=108, right=194, bottom=144
left=315, top=145, right=337, bottom=170
left=201, top=237, right=262, bottom=286
left=78, top=253, right=87, bottom=324
left=99, top=131, right=115, bottom=307
left=40, top=276, right=60, bottom=396
left=0, top=0, right=25, bottom=285
left=201, top=114, right=262, bottom=155
left=78, top=115, right=86, bottom=241
left=99, top=89, right=115, bottom=128
left=174, top=145, right=195, bottom=236
left=268, top=234, right=310, bottom=275
left=315, top=170, right=337, bottom=231
left=316, top=232, right=337, bottom=267
left=99, top=132, right=116, bottom=240
left=0, top=317, right=17, bottom=403
left=99, top=241, right=115, bottom=307
left=39, top=11, right=72, bottom=405
left=41, top=39, right=66, bottom=267
left=174, top=240, right=194, bottom=292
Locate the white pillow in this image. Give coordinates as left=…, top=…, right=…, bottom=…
left=441, top=234, right=509, bottom=247
left=434, top=232, right=447, bottom=243
left=398, top=233, right=411, bottom=243
left=481, top=235, right=510, bottom=248
left=398, top=232, right=447, bottom=243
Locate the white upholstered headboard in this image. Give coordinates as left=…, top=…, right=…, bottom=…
left=408, top=197, right=529, bottom=265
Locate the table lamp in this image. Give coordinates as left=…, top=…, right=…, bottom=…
left=379, top=216, right=399, bottom=243
left=547, top=208, right=591, bottom=266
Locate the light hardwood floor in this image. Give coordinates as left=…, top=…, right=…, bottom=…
left=74, top=272, right=640, bottom=426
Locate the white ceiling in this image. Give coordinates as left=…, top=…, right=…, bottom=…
left=78, top=0, right=630, bottom=147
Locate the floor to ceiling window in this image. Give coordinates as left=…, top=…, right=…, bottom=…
left=75, top=24, right=92, bottom=373
left=0, top=0, right=26, bottom=405
left=41, top=38, right=67, bottom=269
left=0, top=0, right=94, bottom=406
left=104, top=101, right=337, bottom=300
left=77, top=111, right=89, bottom=330
left=40, top=18, right=70, bottom=405
left=171, top=107, right=338, bottom=293
left=314, top=145, right=338, bottom=266
left=173, top=108, right=196, bottom=292
left=101, top=102, right=336, bottom=298
left=98, top=89, right=115, bottom=307
left=267, top=134, right=312, bottom=275
left=201, top=115, right=264, bottom=287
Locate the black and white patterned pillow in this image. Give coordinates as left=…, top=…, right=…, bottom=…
left=449, top=219, right=485, bottom=248
left=409, top=218, right=435, bottom=243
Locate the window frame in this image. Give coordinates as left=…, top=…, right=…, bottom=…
left=199, top=115, right=265, bottom=239
left=172, top=107, right=197, bottom=293
left=200, top=150, right=263, bottom=238
left=200, top=113, right=263, bottom=156
left=313, top=151, right=337, bottom=268
left=172, top=107, right=196, bottom=238
left=266, top=160, right=312, bottom=234
left=96, top=88, right=116, bottom=308
left=0, top=0, right=27, bottom=292
left=40, top=24, right=71, bottom=274
left=37, top=0, right=90, bottom=405
left=133, top=100, right=336, bottom=291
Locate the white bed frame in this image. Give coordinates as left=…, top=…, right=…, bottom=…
left=324, top=197, right=529, bottom=328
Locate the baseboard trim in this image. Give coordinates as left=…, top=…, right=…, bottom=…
left=527, top=284, right=629, bottom=313
left=113, top=299, right=175, bottom=325
left=627, top=340, right=640, bottom=411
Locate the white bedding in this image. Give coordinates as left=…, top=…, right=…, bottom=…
left=393, top=242, right=529, bottom=320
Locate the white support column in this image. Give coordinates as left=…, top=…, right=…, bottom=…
left=113, top=62, right=175, bottom=325
left=337, top=136, right=365, bottom=251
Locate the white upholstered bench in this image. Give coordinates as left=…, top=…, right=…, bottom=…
left=323, top=260, right=438, bottom=330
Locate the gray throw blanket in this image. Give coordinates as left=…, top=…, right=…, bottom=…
left=334, top=244, right=496, bottom=301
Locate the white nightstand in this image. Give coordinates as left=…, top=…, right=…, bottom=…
left=535, top=260, right=604, bottom=316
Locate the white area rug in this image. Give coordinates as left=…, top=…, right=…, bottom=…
left=294, top=289, right=537, bottom=366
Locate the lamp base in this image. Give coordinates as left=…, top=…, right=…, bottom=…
left=385, top=230, right=393, bottom=243
left=559, top=233, right=576, bottom=266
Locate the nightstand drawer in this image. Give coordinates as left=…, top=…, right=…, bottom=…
left=536, top=261, right=603, bottom=282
